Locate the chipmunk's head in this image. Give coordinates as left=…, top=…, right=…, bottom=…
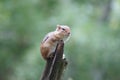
left=56, top=24, right=71, bottom=42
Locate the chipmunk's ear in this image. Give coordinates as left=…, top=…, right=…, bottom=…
left=56, top=24, right=61, bottom=31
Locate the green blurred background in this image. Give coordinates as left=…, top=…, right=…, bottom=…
left=0, top=0, right=120, bottom=80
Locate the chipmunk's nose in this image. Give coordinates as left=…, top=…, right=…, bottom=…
left=68, top=32, right=70, bottom=35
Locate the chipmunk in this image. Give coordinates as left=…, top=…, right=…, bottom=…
left=40, top=25, right=71, bottom=60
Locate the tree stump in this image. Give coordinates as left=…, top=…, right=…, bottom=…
left=40, top=40, right=68, bottom=80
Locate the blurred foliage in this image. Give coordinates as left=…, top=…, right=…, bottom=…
left=0, top=0, right=120, bottom=80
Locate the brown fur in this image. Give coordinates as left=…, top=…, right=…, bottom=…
left=40, top=25, right=71, bottom=60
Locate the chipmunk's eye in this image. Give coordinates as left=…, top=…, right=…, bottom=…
left=62, top=28, right=65, bottom=31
